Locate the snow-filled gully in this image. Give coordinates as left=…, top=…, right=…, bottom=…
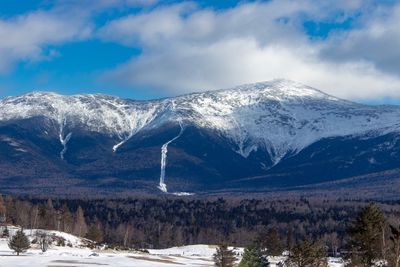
left=113, top=131, right=134, bottom=152
left=158, top=121, right=184, bottom=193
left=59, top=118, right=72, bottom=160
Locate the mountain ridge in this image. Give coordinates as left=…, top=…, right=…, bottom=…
left=2, top=79, right=399, bottom=159
left=1, top=79, right=400, bottom=196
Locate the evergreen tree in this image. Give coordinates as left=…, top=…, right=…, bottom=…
left=213, top=244, right=237, bottom=267
left=286, top=239, right=327, bottom=267
left=8, top=230, right=30, bottom=256
left=239, top=246, right=268, bottom=267
left=346, top=203, right=386, bottom=266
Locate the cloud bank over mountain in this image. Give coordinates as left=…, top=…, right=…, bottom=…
left=1, top=0, right=400, bottom=100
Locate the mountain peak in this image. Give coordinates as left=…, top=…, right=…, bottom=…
left=225, top=79, right=337, bottom=100
left=5, top=79, right=331, bottom=104
left=10, top=91, right=123, bottom=101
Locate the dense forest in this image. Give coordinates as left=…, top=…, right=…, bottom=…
left=2, top=195, right=400, bottom=254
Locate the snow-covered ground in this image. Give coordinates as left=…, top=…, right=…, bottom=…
left=0, top=227, right=234, bottom=267
left=0, top=239, right=219, bottom=267
left=0, top=227, right=344, bottom=266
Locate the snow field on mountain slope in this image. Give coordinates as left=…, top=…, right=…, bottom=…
left=1, top=80, right=400, bottom=163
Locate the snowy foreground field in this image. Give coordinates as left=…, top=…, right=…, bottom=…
left=0, top=227, right=344, bottom=267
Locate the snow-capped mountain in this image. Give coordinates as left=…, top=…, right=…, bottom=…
left=0, top=79, right=400, bottom=196
left=2, top=79, right=399, bottom=162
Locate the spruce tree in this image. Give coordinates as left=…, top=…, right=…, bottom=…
left=238, top=246, right=268, bottom=267
left=346, top=203, right=386, bottom=266
left=213, top=244, right=237, bottom=267
left=8, top=230, right=30, bottom=256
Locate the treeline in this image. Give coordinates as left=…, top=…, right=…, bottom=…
left=1, top=195, right=400, bottom=252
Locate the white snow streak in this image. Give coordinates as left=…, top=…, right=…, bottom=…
left=59, top=118, right=72, bottom=160
left=158, top=121, right=184, bottom=193
left=112, top=141, right=125, bottom=152
left=113, top=132, right=134, bottom=152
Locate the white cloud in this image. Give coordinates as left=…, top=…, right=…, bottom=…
left=322, top=4, right=400, bottom=77
left=0, top=9, right=92, bottom=73
left=99, top=0, right=400, bottom=100
left=1, top=0, right=399, bottom=100
left=99, top=1, right=309, bottom=46
left=0, top=0, right=163, bottom=74
left=99, top=3, right=197, bottom=47
left=102, top=37, right=400, bottom=99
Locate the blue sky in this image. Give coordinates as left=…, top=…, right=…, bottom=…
left=0, top=0, right=400, bottom=103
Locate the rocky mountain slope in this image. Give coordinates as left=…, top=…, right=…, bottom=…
left=0, top=80, right=399, bottom=196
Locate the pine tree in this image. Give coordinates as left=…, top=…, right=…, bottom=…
left=346, top=203, right=386, bottom=266
left=238, top=246, right=268, bottom=267
left=8, top=230, right=30, bottom=256
left=286, top=239, right=327, bottom=267
left=213, top=244, right=237, bottom=267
